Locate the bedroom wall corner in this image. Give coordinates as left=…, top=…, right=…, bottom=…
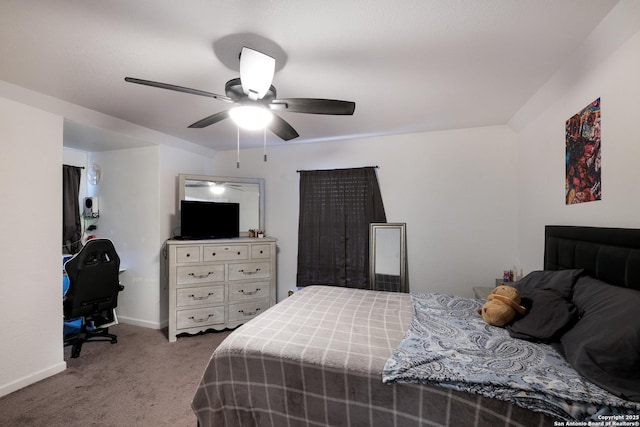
left=158, top=144, right=214, bottom=328
left=88, top=146, right=162, bottom=329
left=0, top=97, right=66, bottom=398
left=514, top=25, right=640, bottom=272
left=210, top=125, right=520, bottom=300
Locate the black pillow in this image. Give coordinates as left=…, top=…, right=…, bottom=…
left=514, top=269, right=584, bottom=299
left=507, top=290, right=578, bottom=343
left=560, top=276, right=640, bottom=402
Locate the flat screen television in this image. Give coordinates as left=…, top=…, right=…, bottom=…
left=180, top=200, right=240, bottom=239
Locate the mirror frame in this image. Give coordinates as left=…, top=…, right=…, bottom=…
left=178, top=174, right=265, bottom=237
left=369, top=222, right=408, bottom=293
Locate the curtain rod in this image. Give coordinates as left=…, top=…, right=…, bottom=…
left=63, top=164, right=85, bottom=169
left=296, top=165, right=379, bottom=173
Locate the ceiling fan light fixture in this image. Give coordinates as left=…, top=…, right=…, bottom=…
left=125, top=42, right=355, bottom=141
left=229, top=105, right=273, bottom=130
left=209, top=183, right=225, bottom=195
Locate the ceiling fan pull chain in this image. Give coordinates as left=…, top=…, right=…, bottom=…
left=237, top=127, right=240, bottom=168
left=263, top=128, right=267, bottom=162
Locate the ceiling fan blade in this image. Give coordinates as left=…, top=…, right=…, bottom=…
left=270, top=98, right=355, bottom=115
left=268, top=114, right=299, bottom=141
left=188, top=110, right=230, bottom=128
left=239, top=47, right=275, bottom=101
left=124, top=77, right=233, bottom=103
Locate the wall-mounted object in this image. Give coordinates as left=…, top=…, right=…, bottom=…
left=565, top=98, right=601, bottom=204
left=178, top=174, right=264, bottom=236
left=83, top=197, right=99, bottom=218
left=87, top=163, right=102, bottom=185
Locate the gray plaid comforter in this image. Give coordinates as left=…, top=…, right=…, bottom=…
left=192, top=286, right=552, bottom=426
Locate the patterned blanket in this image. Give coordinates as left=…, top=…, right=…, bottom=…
left=382, top=293, right=640, bottom=421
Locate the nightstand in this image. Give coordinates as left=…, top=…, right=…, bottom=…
left=472, top=286, right=494, bottom=299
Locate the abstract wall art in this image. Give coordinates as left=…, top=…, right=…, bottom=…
left=565, top=98, right=601, bottom=204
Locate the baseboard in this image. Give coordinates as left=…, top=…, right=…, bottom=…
left=116, top=315, right=163, bottom=330
left=0, top=362, right=66, bottom=398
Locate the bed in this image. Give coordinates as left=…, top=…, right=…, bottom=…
left=192, top=225, right=640, bottom=426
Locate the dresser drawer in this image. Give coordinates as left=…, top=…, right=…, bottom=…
left=203, top=244, right=248, bottom=261
left=228, top=281, right=270, bottom=302
left=176, top=246, right=201, bottom=263
left=228, top=262, right=271, bottom=281
left=176, top=306, right=225, bottom=329
left=177, top=285, right=224, bottom=307
left=228, top=300, right=270, bottom=322
left=251, top=244, right=272, bottom=259
left=176, top=264, right=225, bottom=285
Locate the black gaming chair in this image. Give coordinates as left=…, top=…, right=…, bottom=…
left=63, top=238, right=124, bottom=358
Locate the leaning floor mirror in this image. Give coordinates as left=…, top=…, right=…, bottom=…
left=369, top=223, right=408, bottom=293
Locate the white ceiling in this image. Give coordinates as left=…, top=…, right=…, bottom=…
left=0, top=0, right=621, bottom=152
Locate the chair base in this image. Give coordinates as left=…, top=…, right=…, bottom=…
left=64, top=326, right=118, bottom=358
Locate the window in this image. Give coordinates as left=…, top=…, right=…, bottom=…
left=63, top=165, right=82, bottom=254
left=297, top=167, right=386, bottom=289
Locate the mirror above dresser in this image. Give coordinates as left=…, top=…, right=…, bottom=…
left=178, top=174, right=265, bottom=236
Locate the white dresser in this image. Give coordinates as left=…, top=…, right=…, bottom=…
left=166, top=237, right=276, bottom=342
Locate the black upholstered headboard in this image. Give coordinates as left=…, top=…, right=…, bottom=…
left=544, top=225, right=640, bottom=292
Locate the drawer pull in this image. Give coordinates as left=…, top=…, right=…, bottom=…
left=188, top=271, right=216, bottom=279
left=239, top=268, right=261, bottom=275
left=188, top=314, right=215, bottom=323
left=239, top=288, right=261, bottom=296
left=238, top=308, right=261, bottom=316
left=189, top=292, right=216, bottom=301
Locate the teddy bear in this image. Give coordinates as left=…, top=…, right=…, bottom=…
left=477, top=285, right=527, bottom=327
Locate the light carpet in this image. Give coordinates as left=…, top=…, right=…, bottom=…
left=0, top=323, right=231, bottom=427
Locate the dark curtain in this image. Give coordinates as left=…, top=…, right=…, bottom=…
left=63, top=165, right=82, bottom=254
left=297, top=167, right=386, bottom=289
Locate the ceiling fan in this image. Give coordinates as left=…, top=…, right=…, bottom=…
left=125, top=47, right=356, bottom=141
